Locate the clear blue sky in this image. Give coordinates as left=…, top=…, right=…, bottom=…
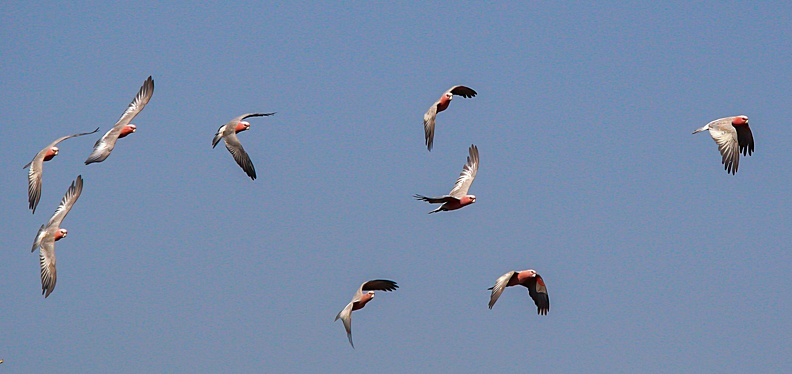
left=2, top=2, right=790, bottom=372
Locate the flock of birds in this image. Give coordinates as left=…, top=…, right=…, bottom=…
left=23, top=76, right=755, bottom=348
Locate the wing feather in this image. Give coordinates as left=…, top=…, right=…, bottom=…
left=488, top=271, right=517, bottom=309
left=449, top=145, right=479, bottom=198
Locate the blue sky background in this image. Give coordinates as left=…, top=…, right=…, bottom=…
left=1, top=2, right=791, bottom=372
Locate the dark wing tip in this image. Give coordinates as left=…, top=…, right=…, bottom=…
left=362, top=279, right=398, bottom=292
left=450, top=86, right=477, bottom=98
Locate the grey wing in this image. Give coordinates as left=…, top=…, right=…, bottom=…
left=488, top=271, right=517, bottom=309
left=448, top=85, right=477, bottom=98
left=86, top=126, right=123, bottom=164
left=449, top=144, right=479, bottom=198
left=31, top=224, right=47, bottom=253
left=113, top=76, right=154, bottom=130
left=413, top=194, right=458, bottom=204
left=40, top=240, right=57, bottom=298
left=335, top=302, right=355, bottom=347
left=239, top=112, right=276, bottom=121
left=527, top=275, right=550, bottom=315
left=212, top=124, right=226, bottom=148
left=223, top=133, right=257, bottom=180
left=423, top=102, right=439, bottom=151
left=709, top=124, right=740, bottom=174
left=736, top=124, right=754, bottom=156
left=360, top=279, right=399, bottom=293
left=47, top=175, right=83, bottom=229
left=26, top=154, right=44, bottom=213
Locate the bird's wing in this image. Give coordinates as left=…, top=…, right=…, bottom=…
left=709, top=123, right=740, bottom=174
left=46, top=176, right=83, bottom=229
left=239, top=112, right=276, bottom=121
left=488, top=271, right=517, bottom=309
left=448, top=85, right=477, bottom=98
left=27, top=157, right=44, bottom=214
left=736, top=124, right=754, bottom=156
left=112, top=76, right=154, bottom=131
left=413, top=194, right=458, bottom=204
left=31, top=224, right=47, bottom=253
left=39, top=240, right=57, bottom=298
left=423, top=102, right=439, bottom=151
left=212, top=125, right=226, bottom=148
left=527, top=274, right=550, bottom=315
left=361, top=279, right=399, bottom=293
left=223, top=133, right=257, bottom=180
left=449, top=144, right=479, bottom=198
left=335, top=302, right=355, bottom=348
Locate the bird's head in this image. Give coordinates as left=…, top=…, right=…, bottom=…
left=44, top=146, right=60, bottom=161
left=55, top=228, right=68, bottom=241
left=235, top=121, right=251, bottom=133
left=732, top=115, right=749, bottom=126
left=119, top=124, right=137, bottom=138
left=462, top=195, right=476, bottom=205
left=525, top=269, right=537, bottom=277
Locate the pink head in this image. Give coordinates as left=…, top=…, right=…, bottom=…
left=517, top=269, right=538, bottom=283
left=43, top=146, right=59, bottom=161
left=460, top=195, right=476, bottom=206
left=732, top=115, right=749, bottom=126
left=352, top=291, right=375, bottom=311
left=118, top=124, right=137, bottom=138
left=234, top=121, right=251, bottom=133
left=55, top=228, right=68, bottom=241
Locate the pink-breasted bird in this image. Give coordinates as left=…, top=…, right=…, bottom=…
left=692, top=115, right=754, bottom=175
left=31, top=175, right=84, bottom=298
left=212, top=112, right=276, bottom=180
left=488, top=269, right=549, bottom=315
left=334, top=279, right=398, bottom=348
left=423, top=85, right=477, bottom=151
left=85, top=76, right=154, bottom=165
left=23, top=127, right=98, bottom=213
left=415, top=144, right=479, bottom=213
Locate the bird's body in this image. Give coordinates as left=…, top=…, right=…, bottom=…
left=692, top=115, right=754, bottom=175
left=415, top=144, right=479, bottom=213
left=23, top=128, right=98, bottom=213
left=423, top=85, right=477, bottom=151
left=31, top=176, right=84, bottom=298
left=85, top=76, right=154, bottom=165
left=488, top=269, right=549, bottom=315
left=212, top=112, right=275, bottom=180
left=335, top=279, right=398, bottom=348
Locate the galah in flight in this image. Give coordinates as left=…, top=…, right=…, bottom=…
left=423, top=85, right=477, bottom=151
left=212, top=112, right=275, bottom=180
left=24, top=127, right=97, bottom=213
left=488, top=269, right=549, bottom=315
left=415, top=144, right=479, bottom=213
left=692, top=115, right=754, bottom=175
left=31, top=175, right=84, bottom=298
left=85, top=76, right=154, bottom=165
left=335, top=279, right=398, bottom=348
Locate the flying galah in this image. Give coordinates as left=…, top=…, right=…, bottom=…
left=415, top=144, right=479, bottom=213
left=85, top=76, right=154, bottom=164
left=212, top=112, right=275, bottom=180
left=488, top=269, right=549, bottom=315
left=692, top=115, right=754, bottom=175
left=23, top=128, right=98, bottom=213
left=31, top=175, right=84, bottom=298
left=334, top=279, right=398, bottom=348
left=423, top=85, right=477, bottom=151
